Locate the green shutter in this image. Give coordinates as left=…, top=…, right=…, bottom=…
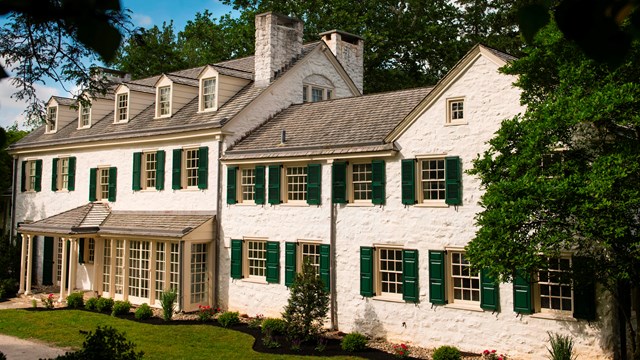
left=480, top=269, right=500, bottom=311
left=172, top=149, right=182, bottom=190
left=403, top=249, right=419, bottom=302
left=268, top=165, right=281, bottom=205
left=319, top=244, right=330, bottom=292
left=513, top=271, right=533, bottom=314
left=285, top=242, right=297, bottom=286
left=429, top=250, right=446, bottom=304
left=51, top=158, right=59, bottom=191
left=68, top=157, right=76, bottom=191
left=572, top=256, right=596, bottom=320
left=21, top=161, right=27, bottom=192
left=401, top=159, right=416, bottom=205
left=89, top=168, right=97, bottom=201
left=156, top=150, right=165, bottom=190
left=332, top=161, right=347, bottom=204
left=42, top=236, right=54, bottom=286
left=78, top=238, right=85, bottom=264
left=230, top=239, right=243, bottom=279
left=227, top=167, right=237, bottom=204
left=307, top=164, right=322, bottom=205
left=132, top=152, right=142, bottom=191
left=108, top=167, right=117, bottom=201
left=197, top=146, right=208, bottom=189
left=266, top=241, right=280, bottom=283
left=371, top=160, right=386, bottom=205
left=34, top=159, right=42, bottom=192
left=360, top=247, right=374, bottom=297
left=445, top=156, right=461, bottom=205
left=255, top=166, right=265, bottom=205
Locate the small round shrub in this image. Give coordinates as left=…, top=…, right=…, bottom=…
left=432, top=345, right=461, bottom=360
left=134, top=303, right=153, bottom=320
left=95, top=297, right=114, bottom=313
left=112, top=300, right=132, bottom=316
left=217, top=311, right=240, bottom=328
left=261, top=318, right=287, bottom=336
left=341, top=332, right=368, bottom=352
left=85, top=297, right=98, bottom=311
left=66, top=292, right=84, bottom=309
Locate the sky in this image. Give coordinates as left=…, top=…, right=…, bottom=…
left=0, top=0, right=238, bottom=129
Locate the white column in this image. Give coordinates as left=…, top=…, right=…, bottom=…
left=93, top=238, right=103, bottom=294
left=24, top=235, right=34, bottom=295
left=59, top=237, right=68, bottom=302
left=18, top=234, right=27, bottom=294
left=122, top=239, right=129, bottom=301
left=68, top=238, right=77, bottom=295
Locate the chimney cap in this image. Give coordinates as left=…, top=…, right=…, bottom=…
left=255, top=11, right=302, bottom=26
left=318, top=29, right=364, bottom=42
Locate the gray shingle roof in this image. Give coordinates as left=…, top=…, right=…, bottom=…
left=482, top=45, right=517, bottom=62
left=223, top=87, right=432, bottom=159
left=52, top=96, right=76, bottom=106
left=18, top=202, right=110, bottom=234
left=165, top=74, right=199, bottom=87
left=124, top=82, right=155, bottom=94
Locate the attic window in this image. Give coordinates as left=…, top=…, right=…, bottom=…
left=201, top=78, right=216, bottom=111
left=46, top=106, right=58, bottom=133
left=158, top=86, right=171, bottom=117
left=446, top=98, right=465, bottom=124
left=80, top=104, right=91, bottom=128
left=302, top=84, right=333, bottom=103
left=116, top=93, right=128, bottom=122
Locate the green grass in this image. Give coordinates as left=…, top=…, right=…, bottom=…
left=0, top=309, right=362, bottom=360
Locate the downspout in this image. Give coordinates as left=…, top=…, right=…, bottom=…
left=9, top=156, right=18, bottom=245
left=330, top=166, right=338, bottom=330
left=214, top=139, right=223, bottom=307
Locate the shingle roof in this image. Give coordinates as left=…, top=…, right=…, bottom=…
left=483, top=45, right=517, bottom=62
left=223, top=87, right=432, bottom=159
left=100, top=211, right=214, bottom=238
left=124, top=82, right=155, bottom=94
left=18, top=203, right=110, bottom=234
left=165, top=74, right=199, bottom=87
left=52, top=96, right=76, bottom=106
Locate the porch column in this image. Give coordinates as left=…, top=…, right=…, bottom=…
left=68, top=238, right=78, bottom=295
left=24, top=235, right=33, bottom=295
left=93, top=238, right=103, bottom=294
left=59, top=237, right=68, bottom=302
left=18, top=234, right=27, bottom=294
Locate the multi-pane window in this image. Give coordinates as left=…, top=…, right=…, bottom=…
left=303, top=85, right=333, bottom=103
left=114, top=240, right=124, bottom=295
left=202, top=78, right=216, bottom=110
left=129, top=241, right=150, bottom=299
left=286, top=166, right=307, bottom=202
left=117, top=93, right=128, bottom=122
left=81, top=105, right=91, bottom=127
left=352, top=163, right=372, bottom=201
left=144, top=152, right=157, bottom=189
left=241, top=168, right=255, bottom=202
left=155, top=242, right=166, bottom=301
left=28, top=161, right=37, bottom=191
left=539, top=257, right=572, bottom=312
left=421, top=159, right=446, bottom=201
left=99, top=168, right=110, bottom=200
left=300, top=242, right=320, bottom=275
left=59, top=158, right=69, bottom=190
left=450, top=251, right=480, bottom=303
left=379, top=248, right=403, bottom=296
left=191, top=243, right=208, bottom=304
left=311, top=87, right=324, bottom=102
left=47, top=107, right=57, bottom=132
left=103, top=239, right=111, bottom=293
left=185, top=149, right=199, bottom=188
left=88, top=238, right=95, bottom=263
left=247, top=240, right=266, bottom=278
left=448, top=99, right=464, bottom=122
left=57, top=238, right=63, bottom=283
left=159, top=86, right=171, bottom=116
left=169, top=243, right=180, bottom=293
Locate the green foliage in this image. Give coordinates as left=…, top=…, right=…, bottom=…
left=282, top=260, right=330, bottom=341
left=340, top=332, right=368, bottom=352
left=547, top=332, right=576, bottom=360
left=95, top=297, right=115, bottom=313
left=159, top=289, right=177, bottom=321
left=66, top=292, right=84, bottom=309
left=42, top=293, right=55, bottom=309
left=0, top=350, right=5, bottom=360
left=217, top=311, right=240, bottom=328
left=54, top=325, right=143, bottom=360
left=261, top=335, right=281, bottom=349
left=432, top=345, right=462, bottom=360
left=85, top=297, right=98, bottom=311
left=0, top=128, right=28, bottom=194
left=31, top=299, right=37, bottom=308
left=134, top=304, right=153, bottom=320
left=0, top=279, right=17, bottom=300
left=247, top=314, right=264, bottom=329
left=261, top=317, right=286, bottom=336
left=111, top=301, right=132, bottom=316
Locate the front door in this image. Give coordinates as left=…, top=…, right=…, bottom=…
left=42, top=236, right=54, bottom=285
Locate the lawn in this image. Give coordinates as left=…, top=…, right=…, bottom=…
left=0, top=309, right=366, bottom=360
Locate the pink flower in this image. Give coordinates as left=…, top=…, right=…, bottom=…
left=492, top=350, right=497, bottom=353
left=484, top=350, right=490, bottom=355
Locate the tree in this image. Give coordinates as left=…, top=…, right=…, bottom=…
left=0, top=126, right=29, bottom=195
left=466, top=20, right=640, bottom=357
left=0, top=0, right=132, bottom=127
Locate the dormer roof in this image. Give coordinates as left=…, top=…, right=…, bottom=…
left=48, top=96, right=75, bottom=107
left=154, top=73, right=199, bottom=88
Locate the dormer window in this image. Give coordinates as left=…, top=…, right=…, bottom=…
left=80, top=104, right=91, bottom=128
left=116, top=93, right=128, bottom=122
left=201, top=78, right=216, bottom=111
left=158, top=86, right=171, bottom=117
left=46, top=106, right=58, bottom=133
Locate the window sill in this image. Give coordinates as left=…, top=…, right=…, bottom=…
left=444, top=121, right=468, bottom=126
left=241, top=277, right=268, bottom=285
left=346, top=202, right=375, bottom=207
left=178, top=188, right=204, bottom=192
left=197, top=108, right=217, bottom=113
left=281, top=203, right=310, bottom=207
left=55, top=190, right=70, bottom=193
left=414, top=202, right=448, bottom=208
left=139, top=189, right=159, bottom=193
left=444, top=303, right=484, bottom=313
left=372, top=295, right=405, bottom=303
left=154, top=115, right=172, bottom=120
left=234, top=202, right=258, bottom=206
left=530, top=312, right=577, bottom=322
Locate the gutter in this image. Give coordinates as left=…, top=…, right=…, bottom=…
left=9, top=157, right=18, bottom=245
left=214, top=139, right=223, bottom=307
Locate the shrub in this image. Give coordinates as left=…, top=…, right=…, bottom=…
left=217, top=311, right=240, bottom=328
left=248, top=314, right=264, bottom=329
left=432, top=345, right=461, bottom=360
left=41, top=293, right=55, bottom=309
left=160, top=289, right=177, bottom=321
left=262, top=335, right=280, bottom=349
left=66, top=292, right=84, bottom=309
left=197, top=305, right=216, bottom=322
left=0, top=279, right=17, bottom=300
left=341, top=332, right=368, bottom=352
left=547, top=332, right=576, bottom=360
left=95, top=297, right=114, bottom=313
left=282, top=260, right=329, bottom=341
left=111, top=300, right=132, bottom=316
left=85, top=297, right=98, bottom=311
left=261, top=318, right=287, bottom=336
left=53, top=325, right=143, bottom=360
left=134, top=303, right=153, bottom=320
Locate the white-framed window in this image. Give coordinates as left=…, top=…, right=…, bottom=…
left=246, top=239, right=267, bottom=279
left=57, top=238, right=64, bottom=283
left=240, top=167, right=256, bottom=203
left=449, top=251, right=480, bottom=305
left=116, top=93, right=128, bottom=122
left=537, top=257, right=573, bottom=314
left=80, top=104, right=91, bottom=128
left=419, top=158, right=446, bottom=202
left=184, top=148, right=199, bottom=188
left=298, top=241, right=320, bottom=275
left=190, top=243, right=208, bottom=304
left=285, top=166, right=307, bottom=202
left=143, top=152, right=157, bottom=189
left=23, top=160, right=39, bottom=191
left=377, top=247, right=403, bottom=298
left=82, top=238, right=95, bottom=264
left=53, top=157, right=71, bottom=191
left=114, top=239, right=124, bottom=295
left=102, top=239, right=111, bottom=293
left=46, top=106, right=58, bottom=133
left=128, top=240, right=150, bottom=299
left=302, top=84, right=333, bottom=103
left=169, top=243, right=180, bottom=294
left=352, top=163, right=372, bottom=201
left=155, top=242, right=166, bottom=301
left=98, top=167, right=110, bottom=201
left=201, top=78, right=216, bottom=111
left=158, top=86, right=171, bottom=117
left=447, top=98, right=465, bottom=123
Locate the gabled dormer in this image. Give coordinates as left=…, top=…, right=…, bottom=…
left=113, top=82, right=155, bottom=124
left=45, top=96, right=76, bottom=134
left=77, top=90, right=115, bottom=129
left=153, top=74, right=198, bottom=119
left=197, top=65, right=251, bottom=113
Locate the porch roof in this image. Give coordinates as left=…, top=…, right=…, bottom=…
left=18, top=202, right=110, bottom=235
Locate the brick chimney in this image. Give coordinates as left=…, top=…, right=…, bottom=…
left=320, top=30, right=364, bottom=94
left=254, top=12, right=304, bottom=88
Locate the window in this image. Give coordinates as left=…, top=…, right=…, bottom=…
left=80, top=104, right=91, bottom=127
left=158, top=86, right=171, bottom=117
left=241, top=168, right=256, bottom=202
left=352, top=163, right=372, bottom=201
left=128, top=240, right=150, bottom=299
left=155, top=242, right=165, bottom=301
left=538, top=257, right=572, bottom=313
left=447, top=98, right=464, bottom=123
left=285, top=166, right=307, bottom=202
left=360, top=246, right=418, bottom=302
left=99, top=168, right=109, bottom=200
left=132, top=151, right=165, bottom=191
left=89, top=167, right=117, bottom=202
left=185, top=149, right=198, bottom=187
left=52, top=157, right=76, bottom=192
left=299, top=242, right=320, bottom=275
left=283, top=241, right=330, bottom=290
left=201, top=78, right=216, bottom=111
left=144, top=152, right=157, bottom=188
left=331, top=160, right=385, bottom=205
left=88, top=238, right=95, bottom=263
left=116, top=93, right=128, bottom=122
left=172, top=147, right=208, bottom=190
left=246, top=240, right=267, bottom=279
left=401, top=157, right=461, bottom=206
left=302, top=85, right=333, bottom=103
left=449, top=251, right=480, bottom=304
left=420, top=158, right=446, bottom=201
left=103, top=239, right=111, bottom=293
left=230, top=239, right=279, bottom=284
left=191, top=243, right=208, bottom=304
left=21, top=159, right=42, bottom=192
left=46, top=106, right=57, bottom=132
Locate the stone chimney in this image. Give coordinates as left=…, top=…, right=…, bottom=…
left=254, top=12, right=304, bottom=88
left=320, top=30, right=364, bottom=94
